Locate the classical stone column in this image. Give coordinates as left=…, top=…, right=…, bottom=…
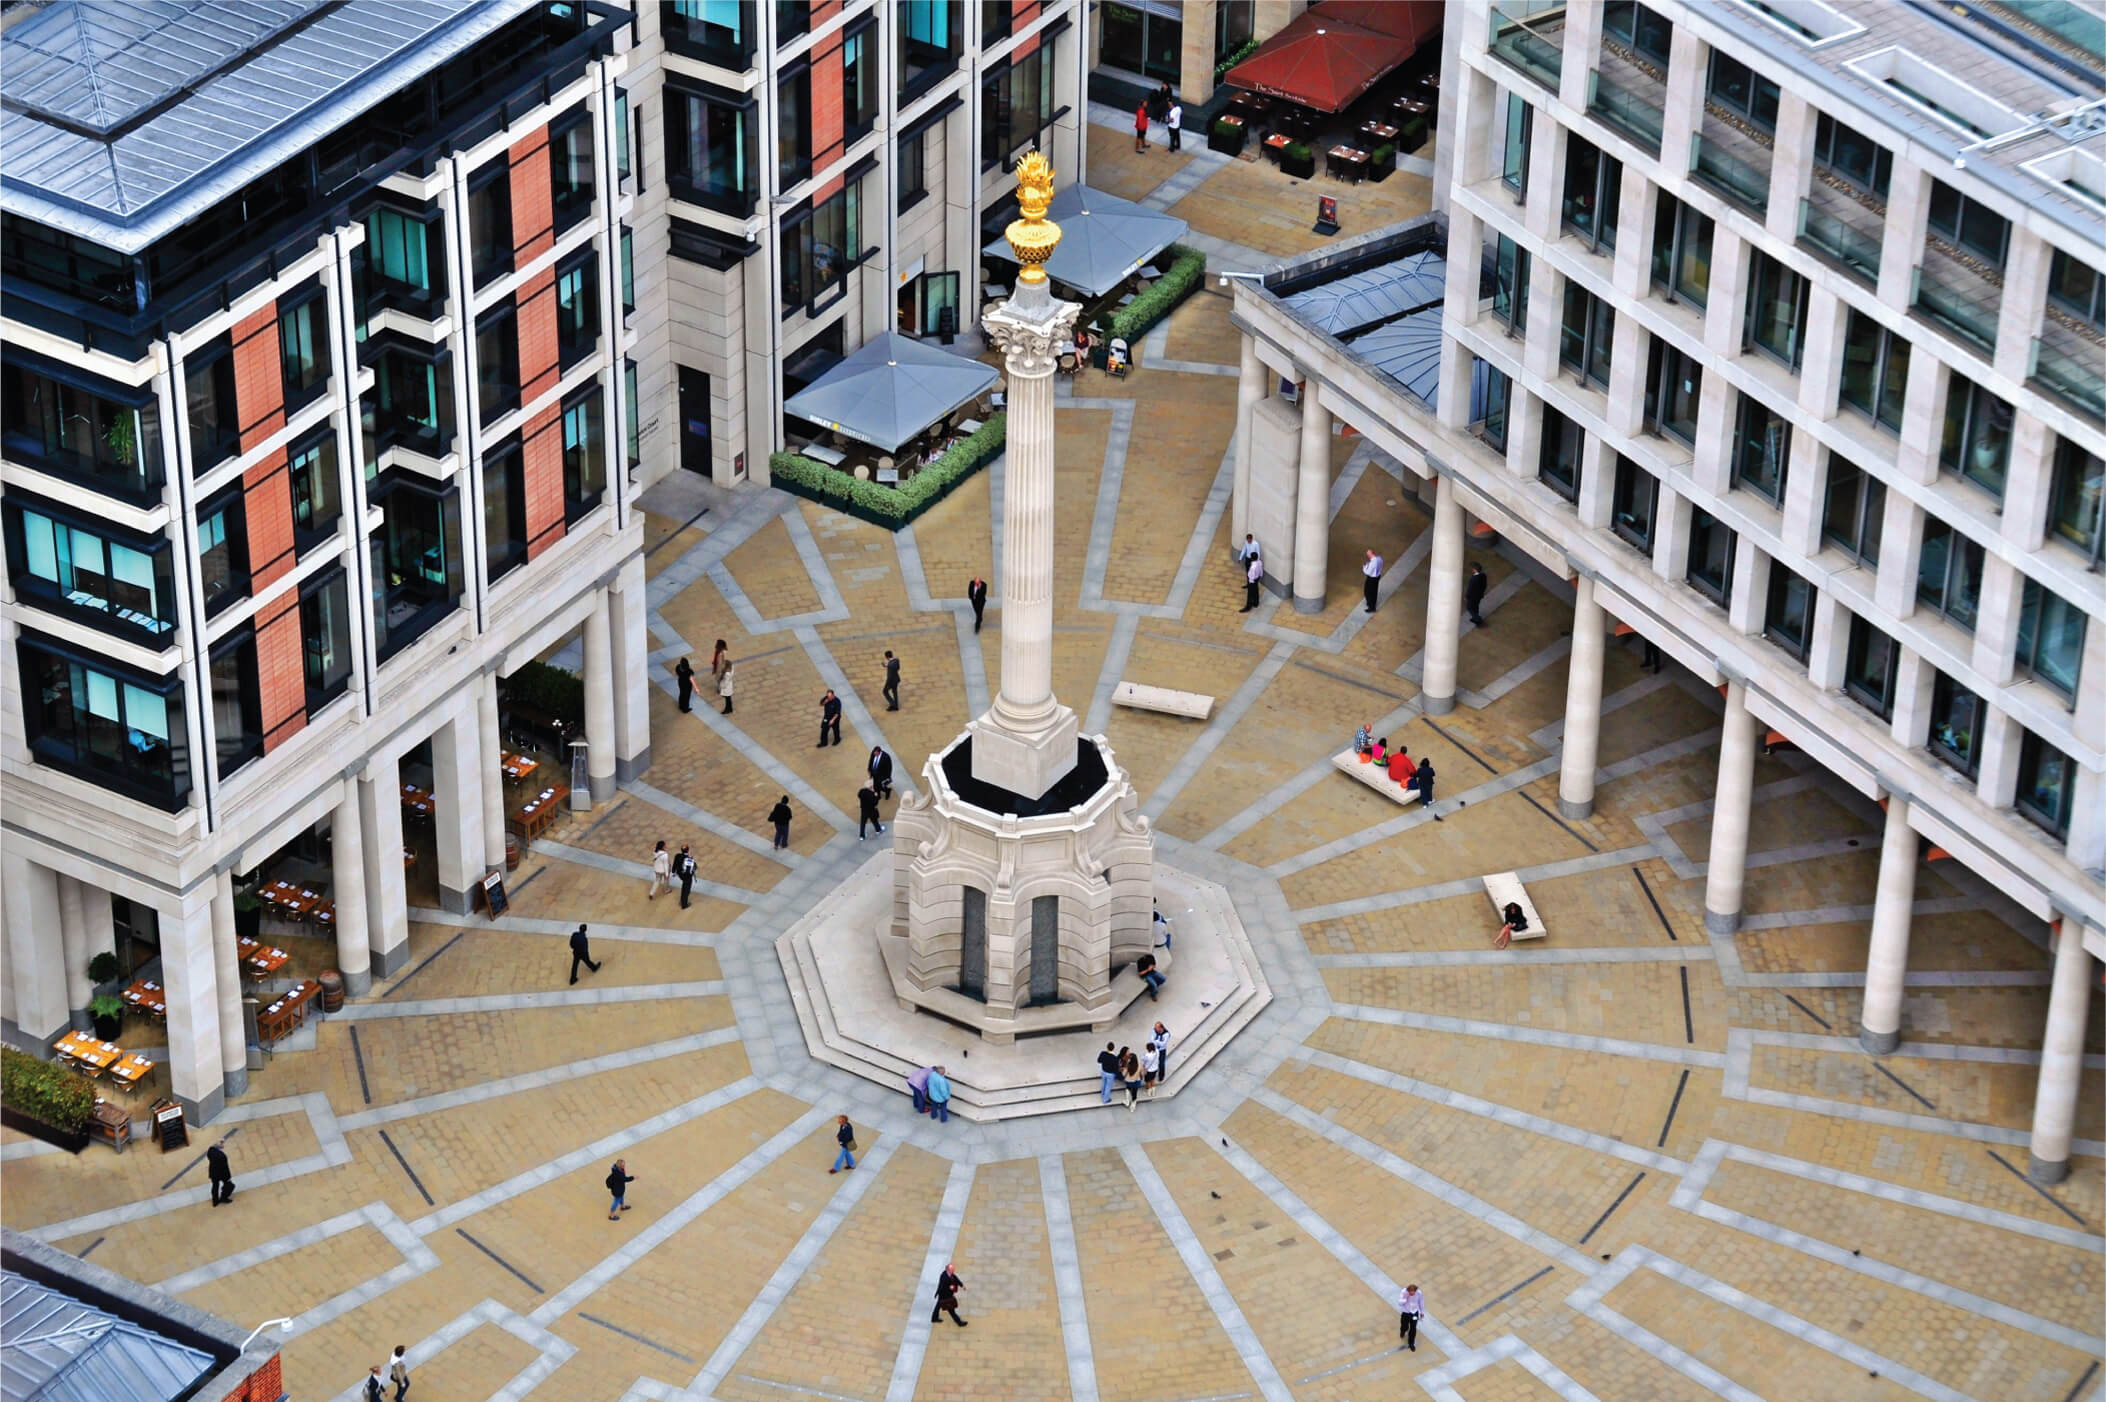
left=159, top=894, right=226, bottom=1123
left=584, top=592, right=618, bottom=803
left=479, top=674, right=507, bottom=873
left=1704, top=681, right=1759, bottom=934
left=210, top=871, right=247, bottom=1099
left=431, top=706, right=485, bottom=915
left=1422, top=473, right=1464, bottom=715
left=2, top=853, right=67, bottom=1043
left=361, top=751, right=411, bottom=976
left=1859, top=794, right=1918, bottom=1054
left=332, top=786, right=372, bottom=996
left=1292, top=379, right=1330, bottom=612
left=610, top=555, right=653, bottom=782
left=2029, top=917, right=2096, bottom=1184
left=58, top=875, right=90, bottom=1030
left=1559, top=577, right=1606, bottom=819
left=1233, top=336, right=1265, bottom=547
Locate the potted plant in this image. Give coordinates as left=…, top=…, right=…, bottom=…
left=1369, top=143, right=1396, bottom=181
left=234, top=886, right=264, bottom=941
left=1280, top=141, right=1315, bottom=180
left=1209, top=115, right=1246, bottom=157
left=86, top=952, right=121, bottom=991
left=89, top=993, right=124, bottom=1041
left=0, top=1048, right=95, bottom=1153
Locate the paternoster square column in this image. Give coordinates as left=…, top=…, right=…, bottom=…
left=970, top=152, right=1082, bottom=801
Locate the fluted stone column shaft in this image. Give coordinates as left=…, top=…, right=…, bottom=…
left=210, top=872, right=247, bottom=1099
left=1292, top=381, right=1330, bottom=611
left=1705, top=681, right=1759, bottom=933
left=996, top=319, right=1061, bottom=724
left=584, top=592, right=617, bottom=802
left=2029, top=917, right=2095, bottom=1183
left=1858, top=794, right=1919, bottom=1053
left=480, top=675, right=507, bottom=871
left=332, top=787, right=372, bottom=996
left=59, top=875, right=91, bottom=1029
left=1233, top=336, right=1265, bottom=545
left=1559, top=577, right=1605, bottom=819
left=1422, top=474, right=1464, bottom=714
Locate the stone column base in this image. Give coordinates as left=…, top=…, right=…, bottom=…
left=616, top=747, right=653, bottom=784
left=1422, top=693, right=1456, bottom=716
left=372, top=942, right=412, bottom=978
left=177, top=1085, right=227, bottom=1126
left=438, top=883, right=476, bottom=915
left=1293, top=593, right=1325, bottom=614
left=1704, top=909, right=1740, bottom=935
left=1558, top=797, right=1594, bottom=821
left=1859, top=1024, right=1900, bottom=1055
left=589, top=771, right=617, bottom=803
left=2028, top=1152, right=2071, bottom=1185
left=222, top=1067, right=249, bottom=1101
left=340, top=967, right=372, bottom=997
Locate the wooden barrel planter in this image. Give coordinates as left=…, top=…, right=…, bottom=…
left=506, top=833, right=523, bottom=869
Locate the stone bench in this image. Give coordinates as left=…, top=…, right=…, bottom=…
left=1332, top=750, right=1419, bottom=804
left=1114, top=682, right=1214, bottom=721
left=1482, top=871, right=1547, bottom=941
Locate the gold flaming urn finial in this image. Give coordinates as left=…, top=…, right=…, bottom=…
left=1004, top=150, right=1060, bottom=286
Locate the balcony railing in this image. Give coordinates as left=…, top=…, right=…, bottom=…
left=1691, top=133, right=1768, bottom=213
left=1912, top=267, right=1998, bottom=355
left=1489, top=8, right=1562, bottom=90
left=2031, top=337, right=2106, bottom=423
left=1797, top=199, right=1880, bottom=285
left=1588, top=70, right=1663, bottom=153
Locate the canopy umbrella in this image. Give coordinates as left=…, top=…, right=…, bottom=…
left=1311, top=0, right=1443, bottom=46
left=981, top=184, right=1188, bottom=298
left=1222, top=10, right=1412, bottom=113
left=1282, top=250, right=1447, bottom=336
left=783, top=332, right=999, bottom=455
left=1345, top=306, right=1489, bottom=412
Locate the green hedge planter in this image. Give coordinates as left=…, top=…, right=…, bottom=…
left=505, top=660, right=586, bottom=728
left=2, top=1046, right=95, bottom=1151
left=771, top=413, right=1007, bottom=530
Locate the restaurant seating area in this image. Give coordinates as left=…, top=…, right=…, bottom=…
left=1223, top=60, right=1440, bottom=187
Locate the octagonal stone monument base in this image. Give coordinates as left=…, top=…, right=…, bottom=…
left=777, top=854, right=1271, bottom=1120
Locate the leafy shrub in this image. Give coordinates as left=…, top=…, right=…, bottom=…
left=770, top=413, right=1007, bottom=530
left=1400, top=117, right=1428, bottom=152
left=86, top=952, right=121, bottom=985
left=505, top=660, right=585, bottom=726
left=1107, top=245, right=1207, bottom=344
left=89, top=994, right=123, bottom=1022
left=1372, top=143, right=1396, bottom=165
left=1214, top=38, right=1258, bottom=77
left=1, top=1047, right=96, bottom=1132
left=1284, top=141, right=1313, bottom=165
left=1211, top=116, right=1244, bottom=140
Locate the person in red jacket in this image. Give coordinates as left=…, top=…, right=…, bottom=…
left=1385, top=744, right=1417, bottom=786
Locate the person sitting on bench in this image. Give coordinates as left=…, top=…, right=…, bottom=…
left=1354, top=723, right=1375, bottom=756
left=1495, top=900, right=1528, bottom=950
left=1136, top=952, right=1165, bottom=1001
left=1370, top=736, right=1388, bottom=766
left=1385, top=744, right=1417, bottom=786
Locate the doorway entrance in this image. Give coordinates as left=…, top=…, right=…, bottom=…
left=677, top=367, right=712, bottom=476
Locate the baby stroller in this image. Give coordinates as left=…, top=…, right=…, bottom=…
left=1106, top=336, right=1131, bottom=378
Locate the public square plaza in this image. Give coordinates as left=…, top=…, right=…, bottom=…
left=5, top=123, right=2101, bottom=1402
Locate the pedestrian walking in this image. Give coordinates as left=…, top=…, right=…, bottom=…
left=1141, top=1040, right=1162, bottom=1092
left=1398, top=1283, right=1425, bottom=1350
left=882, top=650, right=902, bottom=711
left=569, top=924, right=602, bottom=984
left=818, top=688, right=843, bottom=747
left=831, top=1114, right=857, bottom=1172
left=206, top=1139, right=234, bottom=1206
left=675, top=844, right=697, bottom=908
left=967, top=577, right=988, bottom=633
left=390, top=1345, right=411, bottom=1401
left=1464, top=563, right=1488, bottom=626
left=932, top=1265, right=968, bottom=1327
left=1167, top=100, right=1183, bottom=151
left=769, top=795, right=793, bottom=850
left=926, top=1065, right=952, bottom=1123
left=1119, top=1047, right=1144, bottom=1111
left=711, top=638, right=729, bottom=677
left=718, top=660, right=736, bottom=714
left=1241, top=553, right=1263, bottom=612
left=1097, top=1042, right=1121, bottom=1104
left=1412, top=757, right=1440, bottom=819
left=605, top=1158, right=635, bottom=1220
left=675, top=656, right=695, bottom=713
left=868, top=745, right=894, bottom=799
left=858, top=785, right=885, bottom=840
left=908, top=1064, right=934, bottom=1114
left=1133, top=100, right=1149, bottom=152
left=649, top=840, right=672, bottom=899
left=1363, top=549, right=1384, bottom=613
left=364, top=1366, right=386, bottom=1402
left=1151, top=1021, right=1172, bottom=1080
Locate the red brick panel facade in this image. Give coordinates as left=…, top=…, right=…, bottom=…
left=516, top=267, right=560, bottom=408
left=522, top=403, right=566, bottom=561
left=509, top=125, right=554, bottom=267
left=1015, top=0, right=1043, bottom=22
left=1015, top=30, right=1039, bottom=58
left=242, top=449, right=296, bottom=593
left=219, top=1352, right=286, bottom=1402
left=255, top=592, right=306, bottom=753
left=810, top=31, right=846, bottom=204
left=812, top=0, right=843, bottom=23
left=231, top=303, right=284, bottom=455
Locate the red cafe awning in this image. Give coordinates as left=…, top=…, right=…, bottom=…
left=1310, top=0, right=1443, bottom=46
left=1222, top=10, right=1414, bottom=114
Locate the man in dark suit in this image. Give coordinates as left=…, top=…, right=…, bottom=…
left=868, top=746, right=894, bottom=799
left=882, top=651, right=902, bottom=711
left=569, top=924, right=602, bottom=984
left=818, top=689, right=843, bottom=747
left=967, top=578, right=988, bottom=633
left=207, top=1139, right=234, bottom=1205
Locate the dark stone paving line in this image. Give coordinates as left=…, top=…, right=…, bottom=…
left=378, top=1128, right=435, bottom=1206
left=455, top=1226, right=545, bottom=1293
left=350, top=1025, right=372, bottom=1105
left=1986, top=1148, right=2089, bottom=1229
left=1518, top=789, right=1598, bottom=854
left=161, top=1126, right=239, bottom=1190
left=1871, top=1061, right=1936, bottom=1111
left=643, top=504, right=712, bottom=557
left=1453, top=1265, right=1556, bottom=1326
left=1679, top=966, right=1694, bottom=1045
left=381, top=930, right=468, bottom=999
left=1783, top=994, right=1830, bottom=1029
left=1630, top=868, right=1678, bottom=942
left=1656, top=1068, right=1689, bottom=1148
left=1421, top=718, right=1495, bottom=776
left=2059, top=1359, right=2099, bottom=1402
left=76, top=1236, right=104, bottom=1260
left=1578, top=1171, right=1647, bottom=1245
left=579, top=1311, right=697, bottom=1362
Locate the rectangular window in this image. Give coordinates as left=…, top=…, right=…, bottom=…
left=4, top=503, right=177, bottom=642
left=363, top=204, right=444, bottom=312
left=368, top=345, right=456, bottom=458
left=196, top=491, right=249, bottom=612
left=1, top=360, right=164, bottom=501
left=208, top=631, right=262, bottom=780
left=550, top=111, right=596, bottom=233
left=476, top=301, right=520, bottom=424
left=278, top=291, right=331, bottom=410
left=1764, top=565, right=1813, bottom=661
left=1707, top=51, right=1781, bottom=131
left=624, top=358, right=640, bottom=471
left=1538, top=404, right=1584, bottom=501
left=1940, top=376, right=2013, bottom=501
left=666, top=83, right=758, bottom=215
left=776, top=0, right=808, bottom=42
left=2047, top=435, right=2104, bottom=565
left=185, top=335, right=239, bottom=469
left=2015, top=732, right=2075, bottom=840
left=1821, top=456, right=1884, bottom=566
left=988, top=0, right=1019, bottom=46
left=778, top=65, right=812, bottom=186
left=1927, top=180, right=2010, bottom=268
left=615, top=88, right=632, bottom=185
left=1612, top=454, right=1658, bottom=552
left=1915, top=520, right=1984, bottom=632
left=981, top=43, right=1056, bottom=166
left=1927, top=672, right=1982, bottom=778
left=287, top=430, right=342, bottom=550
left=1650, top=192, right=1713, bottom=307
left=18, top=639, right=189, bottom=808
left=899, top=1, right=964, bottom=102
left=483, top=435, right=527, bottom=584
left=1844, top=614, right=1898, bottom=719
left=1214, top=0, right=1252, bottom=58
left=1603, top=0, right=1672, bottom=64
left=1492, top=234, right=1530, bottom=334
left=621, top=226, right=635, bottom=317
left=782, top=181, right=862, bottom=312
left=1839, top=311, right=1910, bottom=433
left=468, top=158, right=512, bottom=288
left=1686, top=509, right=1735, bottom=604
left=1479, top=363, right=1511, bottom=452
left=1560, top=282, right=1615, bottom=388
left=556, top=254, right=600, bottom=370
left=843, top=23, right=878, bottom=140
left=899, top=126, right=929, bottom=213
left=2047, top=248, right=2105, bottom=331
left=299, top=568, right=352, bottom=714
left=1645, top=337, right=1702, bottom=445
left=1812, top=114, right=1891, bottom=199
left=370, top=476, right=464, bottom=662
left=1744, top=252, right=1809, bottom=369
left=2016, top=577, right=2085, bottom=699
left=1730, top=394, right=1790, bottom=504
left=1502, top=92, right=1531, bottom=196
left=1561, top=135, right=1621, bottom=252
left=664, top=0, right=757, bottom=66
left=563, top=384, right=606, bottom=522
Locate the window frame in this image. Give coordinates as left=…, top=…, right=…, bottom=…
left=474, top=298, right=521, bottom=425
left=1927, top=180, right=2011, bottom=269
left=1730, top=393, right=1791, bottom=505
left=184, top=334, right=240, bottom=470
left=1502, top=92, right=1531, bottom=197
left=1611, top=454, right=1658, bottom=553
left=4, top=497, right=178, bottom=645
left=2015, top=576, right=2085, bottom=701
left=561, top=380, right=607, bottom=524
left=1478, top=362, right=1512, bottom=452
left=1602, top=0, right=1671, bottom=65
left=467, top=157, right=514, bottom=289
left=298, top=566, right=353, bottom=716
left=1821, top=456, right=1885, bottom=567
left=1561, top=134, right=1621, bottom=254
left=1492, top=234, right=1530, bottom=335
left=1812, top=113, right=1891, bottom=200
left=277, top=283, right=331, bottom=412
left=207, top=626, right=263, bottom=781
left=16, top=632, right=190, bottom=809
left=2046, top=434, right=2104, bottom=568
left=286, top=425, right=342, bottom=553
left=1645, top=336, right=1702, bottom=446
left=1940, top=375, right=2014, bottom=502
left=1685, top=508, right=1736, bottom=605
left=898, top=125, right=930, bottom=214
left=1838, top=310, right=1911, bottom=434
left=1706, top=50, right=1781, bottom=132
left=665, top=77, right=759, bottom=217
left=548, top=107, right=597, bottom=234
left=1537, top=403, right=1584, bottom=502
left=1763, top=564, right=1814, bottom=662
left=1650, top=192, right=1714, bottom=308
left=555, top=249, right=601, bottom=371
left=2014, top=731, right=2075, bottom=840
left=1843, top=613, right=1899, bottom=720
left=1926, top=671, right=1982, bottom=779
left=195, top=487, right=250, bottom=615
left=482, top=432, right=528, bottom=585
left=1915, top=519, right=1985, bottom=633
left=2046, top=247, right=2105, bottom=331
left=1743, top=251, right=1809, bottom=370
left=1560, top=280, right=1615, bottom=389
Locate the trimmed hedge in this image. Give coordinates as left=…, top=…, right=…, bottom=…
left=1214, top=37, right=1258, bottom=78
left=771, top=413, right=1007, bottom=530
left=1104, top=244, right=1207, bottom=346
left=505, top=659, right=585, bottom=727
left=2, top=1046, right=96, bottom=1133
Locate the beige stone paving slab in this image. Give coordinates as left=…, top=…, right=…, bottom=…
left=1735, top=906, right=2052, bottom=975
left=1281, top=786, right=1591, bottom=910
left=1161, top=284, right=1241, bottom=366
left=813, top=610, right=973, bottom=776
left=1791, top=983, right=2101, bottom=1053
left=1065, top=1145, right=1262, bottom=1402
left=1702, top=1156, right=2105, bottom=1332
left=1575, top=749, right=1727, bottom=856
left=1666, top=785, right=1877, bottom=859
left=1101, top=629, right=1267, bottom=800
left=640, top=683, right=833, bottom=856
left=642, top=509, right=710, bottom=582
left=1750, top=1043, right=2106, bottom=1140
left=1303, top=865, right=1679, bottom=955
left=559, top=792, right=792, bottom=895
left=724, top=512, right=825, bottom=619
left=914, top=1157, right=1069, bottom=1402
left=1169, top=154, right=1433, bottom=259
left=1324, top=959, right=1732, bottom=1052
left=1220, top=712, right=1474, bottom=869
left=1525, top=1310, right=1718, bottom=1402
left=717, top=1144, right=953, bottom=1402
left=1145, top=1134, right=1442, bottom=1400
left=506, top=840, right=747, bottom=933
left=1086, top=121, right=1197, bottom=202
left=1050, top=406, right=1110, bottom=608
left=1451, top=573, right=1566, bottom=694
left=1104, top=372, right=1240, bottom=607
left=377, top=924, right=721, bottom=1001
left=408, top=1321, right=546, bottom=1401
left=178, top=1221, right=406, bottom=1324
left=1454, top=1356, right=1568, bottom=1402
left=273, top=1246, right=539, bottom=1397
left=909, top=461, right=994, bottom=604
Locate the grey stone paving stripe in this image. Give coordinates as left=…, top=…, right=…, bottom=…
left=333, top=981, right=727, bottom=1022
left=1084, top=612, right=1139, bottom=736
left=782, top=506, right=852, bottom=618
left=627, top=779, right=803, bottom=865
left=1290, top=844, right=1659, bottom=921
left=1119, top=1144, right=1296, bottom=1402
left=532, top=838, right=769, bottom=906
left=884, top=1160, right=977, bottom=1402
left=326, top=1299, right=577, bottom=1402
left=796, top=622, right=921, bottom=803
left=688, top=1137, right=901, bottom=1396
left=646, top=490, right=792, bottom=610
left=1076, top=398, right=1137, bottom=613
left=1413, top=1336, right=1607, bottom=1402
left=1333, top=1005, right=1726, bottom=1068
left=955, top=607, right=991, bottom=721
left=1142, top=641, right=1295, bottom=822
left=529, top=1104, right=835, bottom=1327
left=1038, top=1154, right=1101, bottom=1402
left=1251, top=1088, right=1597, bottom=1276
left=1160, top=441, right=1243, bottom=619
left=650, top=668, right=852, bottom=830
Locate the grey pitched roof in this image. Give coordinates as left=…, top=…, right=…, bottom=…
left=0, top=0, right=538, bottom=253
left=0, top=1270, right=215, bottom=1402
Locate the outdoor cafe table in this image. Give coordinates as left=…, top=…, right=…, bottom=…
left=1393, top=96, right=1430, bottom=118
left=258, top=980, right=321, bottom=1045
left=108, top=1053, right=154, bottom=1094
left=511, top=783, right=571, bottom=842
left=121, top=978, right=165, bottom=1018
left=400, top=782, right=434, bottom=819
left=1359, top=120, right=1399, bottom=143
left=309, top=899, right=339, bottom=930
left=500, top=750, right=540, bottom=781
left=1327, top=146, right=1370, bottom=181
left=1263, top=131, right=1291, bottom=163
left=54, top=1031, right=121, bottom=1074
left=237, top=936, right=291, bottom=978
left=805, top=443, right=847, bottom=466
left=259, top=879, right=320, bottom=919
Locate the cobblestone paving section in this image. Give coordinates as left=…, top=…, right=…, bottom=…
left=6, top=126, right=2102, bottom=1402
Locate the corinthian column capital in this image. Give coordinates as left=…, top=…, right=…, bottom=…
left=984, top=296, right=1081, bottom=377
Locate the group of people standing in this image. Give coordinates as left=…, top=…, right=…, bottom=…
left=1096, top=1020, right=1173, bottom=1110
left=1133, top=82, right=1183, bottom=152
left=905, top=1064, right=955, bottom=1122
left=674, top=640, right=735, bottom=715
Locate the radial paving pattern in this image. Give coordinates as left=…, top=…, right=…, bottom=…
left=4, top=121, right=2102, bottom=1402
